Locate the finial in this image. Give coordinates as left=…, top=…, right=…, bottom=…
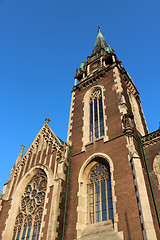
left=20, top=145, right=25, bottom=157
left=97, top=25, right=101, bottom=33
left=16, top=144, right=25, bottom=164
left=45, top=117, right=51, bottom=124
left=21, top=145, right=25, bottom=150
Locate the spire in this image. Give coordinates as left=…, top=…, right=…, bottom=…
left=91, top=26, right=113, bottom=56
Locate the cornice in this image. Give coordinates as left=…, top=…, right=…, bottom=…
left=73, top=64, right=115, bottom=91
left=73, top=61, right=139, bottom=99
left=142, top=129, right=160, bottom=147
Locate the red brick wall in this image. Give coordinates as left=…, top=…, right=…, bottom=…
left=65, top=67, right=143, bottom=239
left=0, top=200, right=11, bottom=239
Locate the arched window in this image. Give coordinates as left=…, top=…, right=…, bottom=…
left=12, top=170, right=47, bottom=240
left=89, top=88, right=104, bottom=141
left=88, top=161, right=113, bottom=224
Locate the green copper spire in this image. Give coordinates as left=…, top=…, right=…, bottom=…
left=91, top=26, right=112, bottom=56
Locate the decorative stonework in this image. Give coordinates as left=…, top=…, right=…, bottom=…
left=12, top=170, right=47, bottom=240
left=113, top=67, right=123, bottom=95
left=126, top=136, right=157, bottom=240
left=74, top=66, right=107, bottom=91
left=153, top=153, right=160, bottom=189
left=122, top=114, right=134, bottom=135
left=127, top=90, right=145, bottom=136
left=142, top=129, right=160, bottom=147
left=41, top=124, right=65, bottom=159
left=118, top=94, right=128, bottom=116
left=67, top=91, right=76, bottom=142
left=10, top=123, right=65, bottom=178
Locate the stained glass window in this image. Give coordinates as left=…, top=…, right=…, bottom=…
left=89, top=89, right=104, bottom=141
left=12, top=170, right=47, bottom=240
left=89, top=161, right=113, bottom=224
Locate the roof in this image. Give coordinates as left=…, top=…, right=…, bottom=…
left=91, top=28, right=113, bottom=56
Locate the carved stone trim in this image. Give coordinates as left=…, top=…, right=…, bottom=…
left=142, top=129, right=160, bottom=147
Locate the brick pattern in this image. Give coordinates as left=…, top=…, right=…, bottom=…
left=0, top=201, right=11, bottom=239
left=41, top=186, right=54, bottom=240
left=56, top=180, right=67, bottom=240
left=64, top=65, right=144, bottom=239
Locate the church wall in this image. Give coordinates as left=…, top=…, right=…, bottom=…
left=42, top=185, right=54, bottom=239
left=65, top=67, right=144, bottom=239
left=142, top=141, right=160, bottom=239
left=0, top=201, right=11, bottom=239
left=64, top=136, right=143, bottom=240
left=0, top=121, right=69, bottom=240
left=137, top=99, right=149, bottom=135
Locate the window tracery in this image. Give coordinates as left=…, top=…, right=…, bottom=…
left=88, top=161, right=113, bottom=224
left=89, top=88, right=104, bottom=141
left=12, top=170, right=47, bottom=240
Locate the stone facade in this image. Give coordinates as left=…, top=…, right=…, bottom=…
left=0, top=122, right=70, bottom=240
left=0, top=29, right=159, bottom=240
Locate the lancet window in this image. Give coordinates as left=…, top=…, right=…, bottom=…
left=88, top=161, right=113, bottom=224
left=12, top=170, right=47, bottom=240
left=89, top=88, right=104, bottom=141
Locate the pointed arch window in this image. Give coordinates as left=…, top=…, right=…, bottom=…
left=12, top=170, right=47, bottom=240
left=88, top=161, right=113, bottom=224
left=89, top=88, right=105, bottom=141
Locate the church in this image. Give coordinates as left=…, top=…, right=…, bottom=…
left=0, top=28, right=160, bottom=240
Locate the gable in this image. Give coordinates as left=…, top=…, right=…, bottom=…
left=11, top=122, right=65, bottom=177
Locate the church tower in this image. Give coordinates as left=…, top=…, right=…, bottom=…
left=65, top=27, right=159, bottom=240
left=0, top=28, right=160, bottom=240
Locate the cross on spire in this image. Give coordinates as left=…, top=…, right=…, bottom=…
left=97, top=25, right=101, bottom=33
left=45, top=117, right=51, bottom=124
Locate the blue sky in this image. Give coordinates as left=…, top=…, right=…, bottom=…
left=0, top=0, right=160, bottom=192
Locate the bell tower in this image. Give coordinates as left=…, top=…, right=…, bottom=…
left=65, top=27, right=157, bottom=240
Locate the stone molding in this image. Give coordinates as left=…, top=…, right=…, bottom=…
left=9, top=123, right=65, bottom=178
left=76, top=153, right=118, bottom=239
left=142, top=130, right=160, bottom=147
left=74, top=60, right=139, bottom=101
left=127, top=90, right=145, bottom=136
left=1, top=164, right=54, bottom=240
left=126, top=136, right=157, bottom=240
left=81, top=85, right=108, bottom=151
left=76, top=220, right=123, bottom=240
left=67, top=91, right=76, bottom=142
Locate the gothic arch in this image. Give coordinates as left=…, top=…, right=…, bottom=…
left=82, top=85, right=108, bottom=151
left=76, top=153, right=118, bottom=239
left=2, top=164, right=54, bottom=240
